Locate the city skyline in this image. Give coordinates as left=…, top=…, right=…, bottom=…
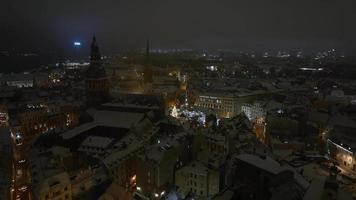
left=1, top=0, right=356, bottom=55
left=2, top=1, right=356, bottom=200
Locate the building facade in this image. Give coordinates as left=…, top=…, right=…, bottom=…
left=175, top=161, right=220, bottom=198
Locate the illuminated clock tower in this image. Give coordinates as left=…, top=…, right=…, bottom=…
left=85, top=36, right=110, bottom=106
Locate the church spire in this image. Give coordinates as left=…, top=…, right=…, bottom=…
left=90, top=35, right=101, bottom=64
left=87, top=35, right=106, bottom=79
left=85, top=35, right=110, bottom=105
left=145, top=38, right=150, bottom=65
left=143, top=38, right=153, bottom=84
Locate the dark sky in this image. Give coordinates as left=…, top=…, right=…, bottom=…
left=1, top=0, right=356, bottom=55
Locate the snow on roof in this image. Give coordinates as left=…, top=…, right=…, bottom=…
left=93, top=110, right=145, bottom=128
left=236, top=154, right=287, bottom=175
left=145, top=132, right=187, bottom=162
left=61, top=110, right=145, bottom=140
left=61, top=123, right=97, bottom=140
left=303, top=177, right=325, bottom=200
left=103, top=134, right=142, bottom=168
left=80, top=136, right=114, bottom=149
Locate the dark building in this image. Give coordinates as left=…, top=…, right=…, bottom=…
left=143, top=39, right=153, bottom=84
left=85, top=36, right=110, bottom=106
left=233, top=154, right=305, bottom=200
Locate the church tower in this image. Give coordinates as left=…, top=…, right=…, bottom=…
left=85, top=36, right=110, bottom=106
left=143, top=39, right=153, bottom=84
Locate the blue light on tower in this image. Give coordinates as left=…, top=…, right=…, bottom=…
left=74, top=42, right=81, bottom=46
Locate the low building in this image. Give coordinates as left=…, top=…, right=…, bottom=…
left=0, top=129, right=12, bottom=200
left=34, top=72, right=51, bottom=89
left=0, top=73, right=34, bottom=88
left=29, top=145, right=108, bottom=200
left=303, top=176, right=352, bottom=200
left=34, top=172, right=72, bottom=200
left=78, top=136, right=114, bottom=158
left=233, top=154, right=307, bottom=200
left=327, top=116, right=356, bottom=171
left=103, top=133, right=143, bottom=191
left=136, top=131, right=193, bottom=199
left=193, top=94, right=240, bottom=118
left=241, top=102, right=266, bottom=122
left=175, top=161, right=221, bottom=198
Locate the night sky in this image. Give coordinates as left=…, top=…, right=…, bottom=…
left=1, top=0, right=356, bottom=54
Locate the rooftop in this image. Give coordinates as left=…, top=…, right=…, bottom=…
left=236, top=154, right=288, bottom=175
left=61, top=110, right=145, bottom=140
left=80, top=136, right=114, bottom=149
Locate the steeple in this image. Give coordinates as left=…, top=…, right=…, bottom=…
left=90, top=35, right=101, bottom=64
left=143, top=38, right=153, bottom=84
left=145, top=38, right=150, bottom=65
left=85, top=35, right=110, bottom=106
left=86, top=35, right=106, bottom=79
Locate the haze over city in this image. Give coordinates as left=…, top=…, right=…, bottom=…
left=2, top=0, right=356, bottom=55
left=1, top=1, right=356, bottom=200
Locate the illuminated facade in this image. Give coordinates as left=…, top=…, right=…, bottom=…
left=241, top=103, right=268, bottom=144
left=9, top=104, right=79, bottom=145
left=253, top=120, right=268, bottom=145
left=241, top=103, right=266, bottom=122
left=0, top=105, right=9, bottom=127
left=328, top=139, right=355, bottom=170
left=194, top=95, right=239, bottom=118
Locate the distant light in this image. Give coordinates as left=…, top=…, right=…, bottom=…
left=74, top=42, right=81, bottom=46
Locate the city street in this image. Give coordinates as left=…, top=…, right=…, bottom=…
left=11, top=132, right=32, bottom=200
